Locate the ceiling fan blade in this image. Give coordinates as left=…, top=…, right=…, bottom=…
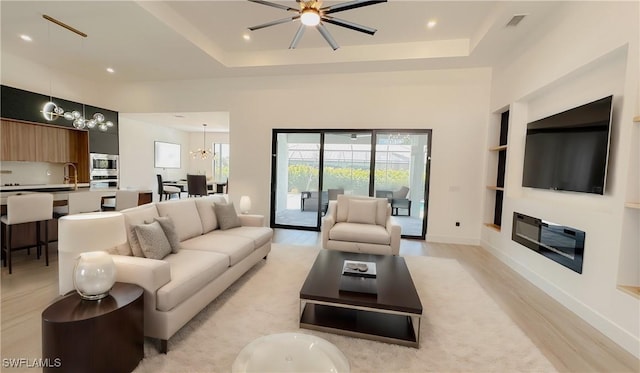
left=248, top=0, right=298, bottom=12
left=289, top=24, right=306, bottom=49
left=322, top=16, right=377, bottom=35
left=321, top=0, right=386, bottom=15
left=248, top=15, right=300, bottom=31
left=317, top=23, right=339, bottom=50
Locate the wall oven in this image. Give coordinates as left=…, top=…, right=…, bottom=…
left=90, top=153, right=119, bottom=188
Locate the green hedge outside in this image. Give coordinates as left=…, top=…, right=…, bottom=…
left=287, top=164, right=409, bottom=193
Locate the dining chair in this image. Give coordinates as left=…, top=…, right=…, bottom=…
left=1, top=193, right=54, bottom=274
left=187, top=174, right=211, bottom=197
left=157, top=174, right=181, bottom=201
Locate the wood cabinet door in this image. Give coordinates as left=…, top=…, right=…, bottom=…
left=1, top=120, right=38, bottom=161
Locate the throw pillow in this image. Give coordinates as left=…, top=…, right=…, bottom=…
left=127, top=224, right=145, bottom=257
left=213, top=202, right=241, bottom=230
left=154, top=216, right=182, bottom=254
left=135, top=221, right=172, bottom=260
left=347, top=199, right=377, bottom=225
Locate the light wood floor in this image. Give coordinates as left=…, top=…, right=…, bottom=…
left=1, top=229, right=638, bottom=372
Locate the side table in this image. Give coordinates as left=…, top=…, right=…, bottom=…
left=42, top=282, right=144, bottom=373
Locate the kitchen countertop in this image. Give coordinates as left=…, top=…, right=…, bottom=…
left=0, top=183, right=91, bottom=192
left=0, top=187, right=153, bottom=205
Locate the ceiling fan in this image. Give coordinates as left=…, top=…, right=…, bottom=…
left=247, top=0, right=387, bottom=50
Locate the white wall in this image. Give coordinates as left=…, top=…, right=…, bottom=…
left=118, top=117, right=191, bottom=202
left=226, top=69, right=492, bottom=244
left=113, top=68, right=493, bottom=244
left=484, top=1, right=639, bottom=358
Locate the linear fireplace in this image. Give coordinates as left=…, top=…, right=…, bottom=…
left=512, top=212, right=585, bottom=273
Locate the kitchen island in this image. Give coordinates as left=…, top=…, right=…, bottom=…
left=0, top=185, right=152, bottom=251
left=0, top=184, right=152, bottom=206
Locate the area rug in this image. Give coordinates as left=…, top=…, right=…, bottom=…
left=133, top=245, right=556, bottom=372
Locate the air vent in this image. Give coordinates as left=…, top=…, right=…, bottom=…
left=506, top=14, right=526, bottom=27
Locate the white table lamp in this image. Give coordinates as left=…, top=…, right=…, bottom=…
left=58, top=212, right=126, bottom=298
left=239, top=196, right=251, bottom=214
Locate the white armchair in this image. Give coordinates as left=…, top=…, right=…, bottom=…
left=321, top=195, right=401, bottom=256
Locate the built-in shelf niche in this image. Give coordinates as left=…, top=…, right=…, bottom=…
left=484, top=110, right=509, bottom=232
left=617, top=114, right=639, bottom=298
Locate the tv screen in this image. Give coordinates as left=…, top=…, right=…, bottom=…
left=154, top=141, right=181, bottom=169
left=522, top=95, right=613, bottom=195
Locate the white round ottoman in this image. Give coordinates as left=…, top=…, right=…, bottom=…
left=232, top=332, right=350, bottom=373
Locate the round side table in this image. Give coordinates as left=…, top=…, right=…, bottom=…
left=232, top=332, right=350, bottom=373
left=42, top=282, right=144, bottom=373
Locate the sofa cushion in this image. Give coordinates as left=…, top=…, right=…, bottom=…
left=214, top=202, right=241, bottom=230
left=156, top=250, right=229, bottom=312
left=135, top=221, right=172, bottom=260
left=154, top=216, right=181, bottom=253
left=328, top=222, right=390, bottom=245
left=121, top=203, right=160, bottom=257
left=156, top=199, right=203, bottom=242
left=194, top=197, right=217, bottom=233
left=213, top=226, right=273, bottom=248
left=347, top=199, right=377, bottom=225
left=180, top=232, right=255, bottom=266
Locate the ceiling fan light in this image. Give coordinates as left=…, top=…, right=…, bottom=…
left=301, top=9, right=320, bottom=26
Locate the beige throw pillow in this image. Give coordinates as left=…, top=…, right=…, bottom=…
left=347, top=199, right=377, bottom=225
left=135, top=221, right=172, bottom=260
left=154, top=216, right=181, bottom=253
left=213, top=202, right=241, bottom=230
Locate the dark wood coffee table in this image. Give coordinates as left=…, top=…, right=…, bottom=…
left=299, top=250, right=423, bottom=347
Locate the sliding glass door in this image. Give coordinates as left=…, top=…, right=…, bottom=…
left=373, top=132, right=430, bottom=237
left=272, top=132, right=322, bottom=229
left=271, top=129, right=431, bottom=238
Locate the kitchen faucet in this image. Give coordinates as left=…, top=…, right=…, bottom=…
left=63, top=162, right=78, bottom=191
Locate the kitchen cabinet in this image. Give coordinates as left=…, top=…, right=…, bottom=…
left=0, top=119, right=90, bottom=180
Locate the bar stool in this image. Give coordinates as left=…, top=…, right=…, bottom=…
left=1, top=193, right=54, bottom=274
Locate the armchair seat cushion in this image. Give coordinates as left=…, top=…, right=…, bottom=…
left=329, top=222, right=390, bottom=245
left=157, top=250, right=229, bottom=312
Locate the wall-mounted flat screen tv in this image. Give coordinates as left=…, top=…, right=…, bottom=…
left=154, top=141, right=181, bottom=169
left=522, top=95, right=613, bottom=195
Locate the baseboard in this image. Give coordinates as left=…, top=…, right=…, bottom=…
left=480, top=239, right=640, bottom=359
left=426, top=235, right=480, bottom=246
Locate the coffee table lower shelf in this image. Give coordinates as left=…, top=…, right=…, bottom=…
left=299, top=303, right=420, bottom=348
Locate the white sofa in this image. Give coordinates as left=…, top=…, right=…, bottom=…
left=321, top=194, right=401, bottom=256
left=109, top=196, right=271, bottom=352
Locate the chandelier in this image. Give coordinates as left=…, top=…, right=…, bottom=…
left=190, top=124, right=213, bottom=160
left=40, top=14, right=113, bottom=132
left=42, top=103, right=113, bottom=131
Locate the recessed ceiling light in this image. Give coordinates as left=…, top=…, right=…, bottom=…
left=20, top=34, right=32, bottom=42
left=243, top=34, right=251, bottom=41
left=174, top=114, right=185, bottom=118
left=106, top=67, right=115, bottom=73
left=426, top=20, right=437, bottom=29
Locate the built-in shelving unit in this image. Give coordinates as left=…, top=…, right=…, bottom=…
left=617, top=285, right=640, bottom=299
left=483, top=223, right=501, bottom=231
left=489, top=145, right=508, bottom=151
left=483, top=110, right=509, bottom=232
left=617, top=114, right=640, bottom=299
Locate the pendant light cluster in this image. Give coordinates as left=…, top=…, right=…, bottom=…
left=42, top=102, right=113, bottom=131
left=40, top=14, right=113, bottom=132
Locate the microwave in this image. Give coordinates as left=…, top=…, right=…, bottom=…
left=90, top=153, right=118, bottom=173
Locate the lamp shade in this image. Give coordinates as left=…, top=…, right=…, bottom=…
left=239, top=196, right=251, bottom=214
left=58, top=212, right=126, bottom=296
